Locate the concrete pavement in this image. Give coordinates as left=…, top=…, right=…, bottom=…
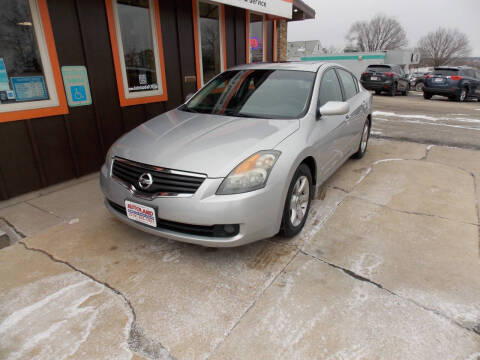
left=1, top=139, right=479, bottom=359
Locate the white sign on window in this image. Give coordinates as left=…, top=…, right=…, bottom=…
left=214, top=0, right=292, bottom=19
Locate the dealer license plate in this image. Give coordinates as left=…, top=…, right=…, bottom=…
left=370, top=76, right=378, bottom=81
left=125, top=200, right=157, bottom=227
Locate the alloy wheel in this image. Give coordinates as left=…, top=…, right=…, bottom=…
left=289, top=176, right=310, bottom=227
left=361, top=122, right=369, bottom=153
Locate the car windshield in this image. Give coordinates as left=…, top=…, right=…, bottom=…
left=434, top=69, right=459, bottom=76
left=182, top=69, right=316, bottom=119
left=367, top=65, right=392, bottom=72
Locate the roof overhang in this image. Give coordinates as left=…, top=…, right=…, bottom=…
left=290, top=0, right=315, bottom=21
left=211, top=0, right=315, bottom=20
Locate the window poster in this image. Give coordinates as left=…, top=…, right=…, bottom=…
left=11, top=76, right=48, bottom=102
left=0, top=58, right=10, bottom=92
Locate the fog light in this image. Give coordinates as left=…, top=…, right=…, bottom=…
left=224, top=225, right=236, bottom=234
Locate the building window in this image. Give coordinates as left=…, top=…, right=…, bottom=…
left=0, top=0, right=67, bottom=123
left=247, top=12, right=266, bottom=63
left=193, top=0, right=226, bottom=89
left=105, top=0, right=168, bottom=106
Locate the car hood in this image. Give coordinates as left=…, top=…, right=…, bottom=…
left=111, top=109, right=299, bottom=178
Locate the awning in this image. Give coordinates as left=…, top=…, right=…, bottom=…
left=212, top=0, right=315, bottom=20
left=290, top=0, right=315, bottom=21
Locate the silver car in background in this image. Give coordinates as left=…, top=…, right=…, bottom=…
left=100, top=62, right=372, bottom=247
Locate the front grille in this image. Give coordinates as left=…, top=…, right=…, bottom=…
left=108, top=201, right=239, bottom=238
left=112, top=157, right=205, bottom=195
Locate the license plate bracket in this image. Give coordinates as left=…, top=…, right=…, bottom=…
left=125, top=200, right=157, bottom=227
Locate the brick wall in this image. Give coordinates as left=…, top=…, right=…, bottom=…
left=277, top=19, right=288, bottom=62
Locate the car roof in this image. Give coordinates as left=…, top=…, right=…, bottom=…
left=229, top=61, right=328, bottom=72
left=435, top=66, right=473, bottom=70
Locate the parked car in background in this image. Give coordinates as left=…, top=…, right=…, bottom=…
left=360, top=64, right=410, bottom=96
left=423, top=66, right=480, bottom=102
left=409, top=72, right=429, bottom=91
left=100, top=62, right=372, bottom=247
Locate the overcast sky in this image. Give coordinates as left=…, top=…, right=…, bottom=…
left=288, top=0, right=480, bottom=56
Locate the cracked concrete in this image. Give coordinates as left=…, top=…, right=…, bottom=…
left=18, top=241, right=174, bottom=360
left=1, top=138, right=480, bottom=359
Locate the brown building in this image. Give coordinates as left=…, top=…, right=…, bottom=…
left=0, top=0, right=314, bottom=200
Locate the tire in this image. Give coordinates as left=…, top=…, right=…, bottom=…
left=402, top=85, right=409, bottom=96
left=280, top=164, right=313, bottom=238
left=423, top=92, right=432, bottom=100
left=457, top=88, right=467, bottom=102
left=389, top=83, right=397, bottom=97
left=352, top=120, right=370, bottom=159
left=374, top=90, right=381, bottom=95
left=415, top=82, right=424, bottom=92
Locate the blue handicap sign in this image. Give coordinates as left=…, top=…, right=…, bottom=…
left=70, top=85, right=87, bottom=102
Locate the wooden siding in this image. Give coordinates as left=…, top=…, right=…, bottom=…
left=0, top=0, right=248, bottom=200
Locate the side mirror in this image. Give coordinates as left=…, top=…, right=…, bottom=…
left=318, top=101, right=350, bottom=117
left=185, top=93, right=194, bottom=102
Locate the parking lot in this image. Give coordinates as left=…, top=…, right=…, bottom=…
left=1, top=95, right=480, bottom=359
left=372, top=93, right=480, bottom=149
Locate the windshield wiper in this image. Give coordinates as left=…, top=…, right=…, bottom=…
left=182, top=107, right=200, bottom=113
left=236, top=112, right=275, bottom=119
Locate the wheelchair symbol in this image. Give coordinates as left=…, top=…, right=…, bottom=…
left=70, top=85, right=87, bottom=102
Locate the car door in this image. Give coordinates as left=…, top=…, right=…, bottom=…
left=467, top=69, right=479, bottom=97
left=311, top=67, right=350, bottom=182
left=475, top=71, right=480, bottom=97
left=336, top=68, right=365, bottom=153
left=396, top=66, right=408, bottom=91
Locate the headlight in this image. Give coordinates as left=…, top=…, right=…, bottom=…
left=216, top=151, right=281, bottom=195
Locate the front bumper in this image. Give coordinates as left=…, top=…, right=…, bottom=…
left=100, top=164, right=284, bottom=247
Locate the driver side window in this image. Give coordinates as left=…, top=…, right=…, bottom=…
left=318, top=69, right=343, bottom=107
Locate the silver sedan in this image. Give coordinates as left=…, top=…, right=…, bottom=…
left=100, top=62, right=372, bottom=247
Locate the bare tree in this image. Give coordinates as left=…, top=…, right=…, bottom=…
left=417, top=28, right=471, bottom=67
left=346, top=14, right=408, bottom=51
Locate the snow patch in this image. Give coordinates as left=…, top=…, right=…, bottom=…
left=373, top=111, right=480, bottom=124
left=0, top=272, right=132, bottom=360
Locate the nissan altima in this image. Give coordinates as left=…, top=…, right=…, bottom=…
left=100, top=62, right=372, bottom=247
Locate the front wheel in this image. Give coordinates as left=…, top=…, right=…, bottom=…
left=352, top=120, right=370, bottom=159
left=415, top=82, right=424, bottom=92
left=280, top=164, right=313, bottom=238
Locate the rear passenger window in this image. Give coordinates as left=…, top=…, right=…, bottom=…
left=337, top=69, right=357, bottom=100
left=463, top=69, right=475, bottom=78
left=318, top=69, right=343, bottom=107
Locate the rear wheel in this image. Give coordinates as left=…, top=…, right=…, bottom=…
left=423, top=92, right=432, bottom=100
left=352, top=120, right=370, bottom=159
left=280, top=165, right=313, bottom=238
left=457, top=88, right=467, bottom=102
left=374, top=90, right=381, bottom=95
left=389, top=83, right=397, bottom=97
left=415, top=82, right=424, bottom=92
left=402, top=85, right=409, bottom=96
